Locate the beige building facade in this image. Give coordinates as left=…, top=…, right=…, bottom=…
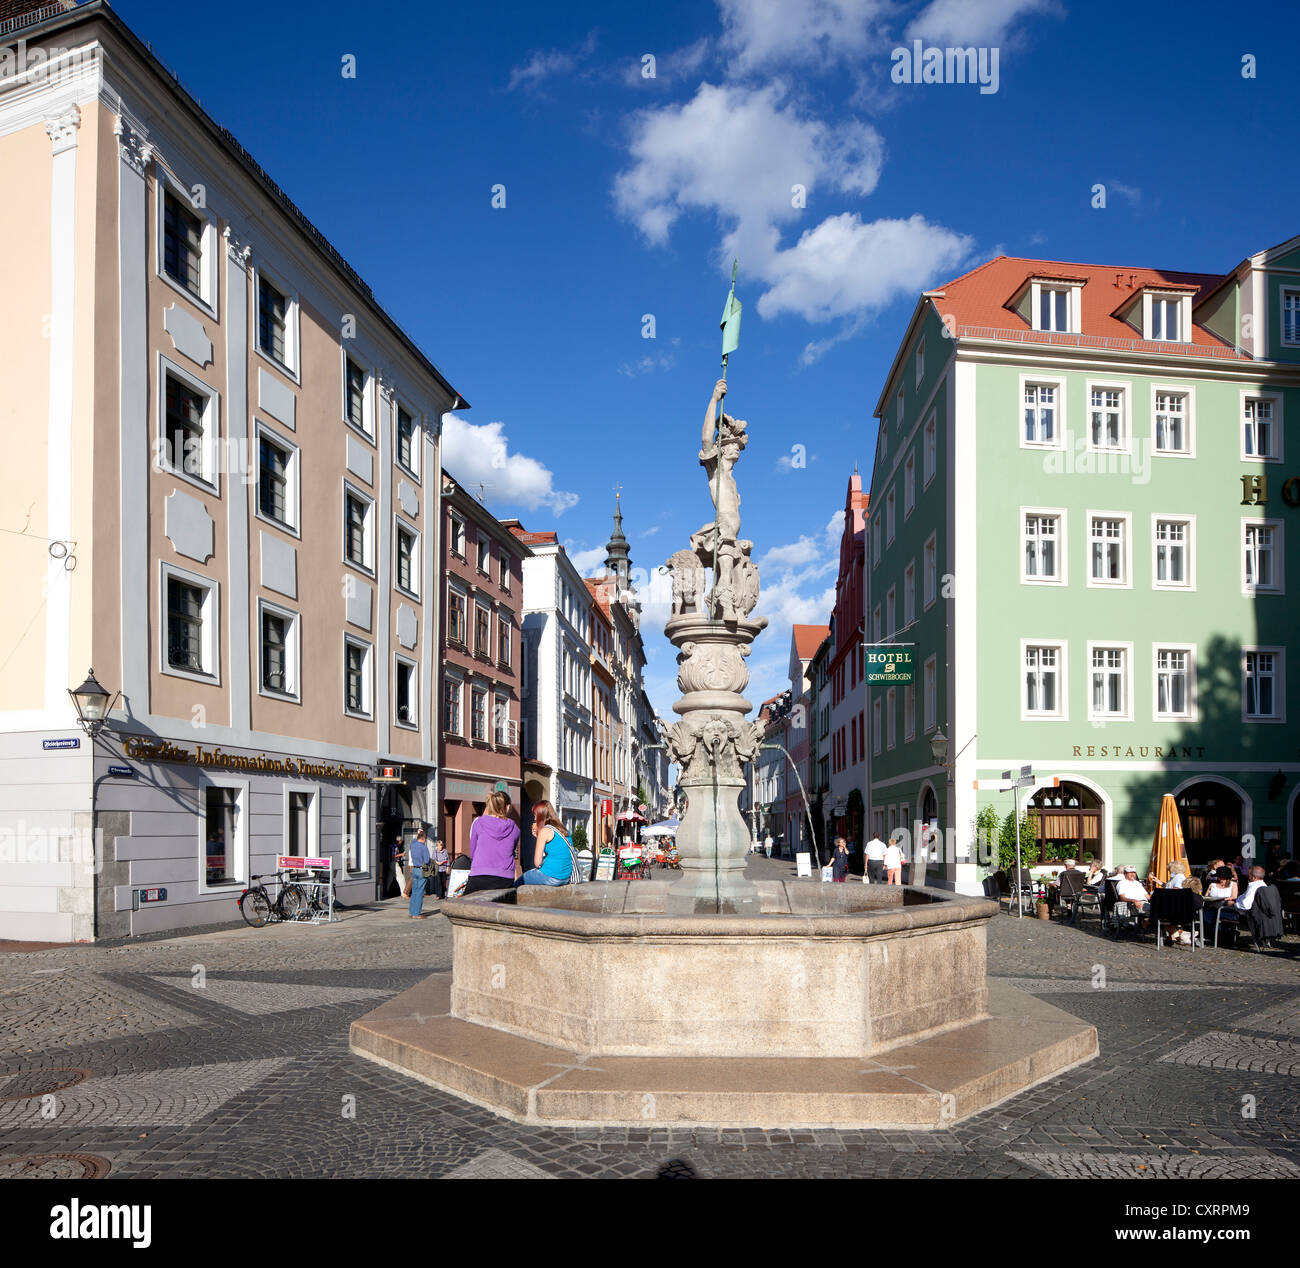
left=0, top=2, right=462, bottom=938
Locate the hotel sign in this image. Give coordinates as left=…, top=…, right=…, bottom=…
left=122, top=736, right=371, bottom=783
left=864, top=647, right=914, bottom=684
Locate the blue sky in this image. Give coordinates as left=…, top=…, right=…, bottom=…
left=114, top=0, right=1300, bottom=718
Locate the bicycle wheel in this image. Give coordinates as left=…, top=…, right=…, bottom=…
left=279, top=884, right=309, bottom=922
left=239, top=889, right=271, bottom=928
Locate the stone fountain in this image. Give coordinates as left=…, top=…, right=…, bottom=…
left=349, top=372, right=1097, bottom=1130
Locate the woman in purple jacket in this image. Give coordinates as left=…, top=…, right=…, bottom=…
left=462, top=791, right=520, bottom=894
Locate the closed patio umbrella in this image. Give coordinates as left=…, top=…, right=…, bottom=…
left=1148, top=793, right=1187, bottom=884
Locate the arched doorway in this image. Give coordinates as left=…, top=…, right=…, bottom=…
left=1026, top=782, right=1103, bottom=864
left=1175, top=780, right=1245, bottom=867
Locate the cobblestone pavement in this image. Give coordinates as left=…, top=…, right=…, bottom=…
left=1, top=858, right=1297, bottom=1179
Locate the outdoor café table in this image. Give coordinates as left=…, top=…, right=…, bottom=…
left=1203, top=899, right=1239, bottom=948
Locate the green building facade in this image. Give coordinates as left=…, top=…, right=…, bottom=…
left=866, top=238, right=1300, bottom=893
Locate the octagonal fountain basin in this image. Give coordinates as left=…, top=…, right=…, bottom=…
left=349, top=881, right=1098, bottom=1129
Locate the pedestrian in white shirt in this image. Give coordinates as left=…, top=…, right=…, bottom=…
left=864, top=834, right=887, bottom=884
left=883, top=837, right=904, bottom=885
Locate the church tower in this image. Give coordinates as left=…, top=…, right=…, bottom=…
left=604, top=493, right=632, bottom=594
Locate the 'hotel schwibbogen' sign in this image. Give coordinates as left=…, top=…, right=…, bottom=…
left=864, top=646, right=914, bottom=684
left=123, top=736, right=371, bottom=783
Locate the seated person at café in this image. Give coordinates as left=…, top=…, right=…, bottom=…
left=1206, top=866, right=1238, bottom=902
left=1115, top=866, right=1150, bottom=910
left=1082, top=859, right=1106, bottom=890
left=1165, top=860, right=1187, bottom=889
left=1166, top=876, right=1205, bottom=945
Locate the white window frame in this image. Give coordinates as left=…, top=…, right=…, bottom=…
left=342, top=349, right=375, bottom=442
left=342, top=481, right=376, bottom=576
left=923, top=533, right=937, bottom=609
left=923, top=654, right=937, bottom=732
left=1241, top=391, right=1283, bottom=463
left=903, top=683, right=915, bottom=742
left=156, top=172, right=219, bottom=319
left=252, top=259, right=301, bottom=383
left=393, top=653, right=419, bottom=729
left=1021, top=507, right=1067, bottom=586
left=343, top=792, right=369, bottom=876
left=886, top=486, right=896, bottom=544
left=282, top=783, right=320, bottom=858
left=343, top=634, right=373, bottom=718
left=1152, top=642, right=1197, bottom=723
left=872, top=697, right=882, bottom=755
left=1242, top=646, right=1285, bottom=724
left=393, top=517, right=421, bottom=600
left=1086, top=641, right=1133, bottom=723
left=198, top=778, right=248, bottom=891
left=872, top=604, right=882, bottom=642
left=1086, top=510, right=1132, bottom=589
left=497, top=614, right=512, bottom=668
left=1021, top=640, right=1067, bottom=721
left=253, top=420, right=301, bottom=536
left=1281, top=284, right=1300, bottom=347
left=493, top=693, right=511, bottom=748
left=1085, top=379, right=1131, bottom=454
left=499, top=549, right=511, bottom=592
left=474, top=601, right=493, bottom=660
left=1029, top=280, right=1081, bottom=333
left=470, top=683, right=489, bottom=744
left=903, top=450, right=916, bottom=518
left=872, top=516, right=881, bottom=566
left=392, top=394, right=422, bottom=481
left=886, top=586, right=896, bottom=639
left=157, top=354, right=220, bottom=494
left=896, top=386, right=904, bottom=432
left=923, top=413, right=936, bottom=487
left=1019, top=373, right=1066, bottom=449
left=448, top=512, right=467, bottom=560
left=1241, top=518, right=1284, bottom=596
left=1150, top=383, right=1196, bottom=458
left=256, top=596, right=301, bottom=702
left=915, top=337, right=925, bottom=386
left=160, top=560, right=220, bottom=685
left=903, top=560, right=916, bottom=629
left=1150, top=514, right=1196, bottom=591
left=442, top=670, right=464, bottom=736
left=1143, top=291, right=1192, bottom=343
left=886, top=686, right=897, bottom=750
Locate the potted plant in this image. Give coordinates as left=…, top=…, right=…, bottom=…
left=1035, top=874, right=1051, bottom=920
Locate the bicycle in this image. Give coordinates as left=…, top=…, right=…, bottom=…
left=238, top=870, right=309, bottom=928
left=294, top=866, right=338, bottom=920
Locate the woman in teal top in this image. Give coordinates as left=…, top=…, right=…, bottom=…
left=515, top=800, right=575, bottom=886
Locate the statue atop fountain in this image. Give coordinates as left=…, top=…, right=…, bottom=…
left=661, top=376, right=767, bottom=913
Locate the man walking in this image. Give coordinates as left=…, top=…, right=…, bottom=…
left=407, top=828, right=432, bottom=919
left=764, top=831, right=773, bottom=858
left=864, top=830, right=887, bottom=884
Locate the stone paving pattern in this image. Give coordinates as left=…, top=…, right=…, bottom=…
left=1, top=855, right=1297, bottom=1179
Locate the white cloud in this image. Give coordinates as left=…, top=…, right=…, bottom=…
left=1108, top=179, right=1142, bottom=206
left=640, top=525, right=661, bottom=538
left=825, top=509, right=845, bottom=542
left=718, top=0, right=891, bottom=71
left=565, top=544, right=609, bottom=575
left=614, top=82, right=883, bottom=264
left=618, top=352, right=676, bottom=377
left=621, top=38, right=712, bottom=85
left=759, top=536, right=822, bottom=571
left=758, top=213, right=972, bottom=323
left=613, top=83, right=970, bottom=331
left=441, top=414, right=578, bottom=515
left=507, top=31, right=598, bottom=92
left=907, top=0, right=1063, bottom=47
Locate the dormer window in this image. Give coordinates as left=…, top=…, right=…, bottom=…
left=1040, top=287, right=1069, bottom=332
left=1020, top=278, right=1083, bottom=334
left=1144, top=291, right=1192, bottom=342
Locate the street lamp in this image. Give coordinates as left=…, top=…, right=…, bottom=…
left=69, top=668, right=118, bottom=737
left=928, top=728, right=949, bottom=768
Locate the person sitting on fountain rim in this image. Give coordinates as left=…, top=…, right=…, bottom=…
left=515, top=800, right=576, bottom=887
left=830, top=837, right=849, bottom=883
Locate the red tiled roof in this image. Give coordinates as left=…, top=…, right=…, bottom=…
left=506, top=525, right=558, bottom=546
left=932, top=256, right=1243, bottom=359
left=792, top=624, right=830, bottom=659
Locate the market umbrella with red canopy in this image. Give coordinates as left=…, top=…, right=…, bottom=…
left=1148, top=793, right=1187, bottom=885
